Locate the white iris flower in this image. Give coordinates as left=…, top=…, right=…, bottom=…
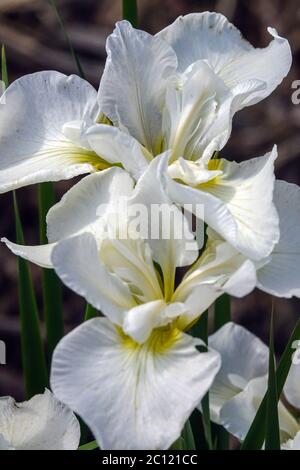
left=208, top=323, right=300, bottom=450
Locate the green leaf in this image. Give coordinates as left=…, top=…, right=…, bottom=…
left=265, top=311, right=280, bottom=450
left=13, top=193, right=48, bottom=398
left=84, top=303, right=99, bottom=321
left=214, top=294, right=231, bottom=331
left=213, top=293, right=231, bottom=448
left=78, top=440, right=99, bottom=451
left=2, top=46, right=47, bottom=397
left=38, top=183, right=64, bottom=359
left=181, top=420, right=196, bottom=450
left=241, top=315, right=300, bottom=450
left=49, top=0, right=85, bottom=79
left=122, top=0, right=138, bottom=27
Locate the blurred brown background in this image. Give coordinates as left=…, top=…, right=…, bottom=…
left=0, top=0, right=300, bottom=399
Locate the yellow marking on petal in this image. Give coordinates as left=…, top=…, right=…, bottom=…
left=118, top=325, right=181, bottom=355
left=198, top=158, right=224, bottom=189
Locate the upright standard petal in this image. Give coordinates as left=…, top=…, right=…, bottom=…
left=167, top=147, right=279, bottom=260
left=98, top=20, right=177, bottom=155
left=129, top=155, right=199, bottom=300
left=257, top=180, right=300, bottom=298
left=51, top=317, right=220, bottom=450
left=157, top=12, right=291, bottom=108
left=208, top=322, right=269, bottom=423
left=0, top=389, right=80, bottom=450
left=0, top=71, right=100, bottom=192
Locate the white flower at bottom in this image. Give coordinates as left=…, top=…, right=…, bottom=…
left=0, top=389, right=80, bottom=450
left=51, top=318, right=220, bottom=450
left=208, top=323, right=300, bottom=449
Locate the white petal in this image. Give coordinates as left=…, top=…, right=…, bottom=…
left=164, top=60, right=265, bottom=162
left=129, top=155, right=199, bottom=297
left=99, top=20, right=177, bottom=154
left=282, top=431, right=300, bottom=450
left=1, top=238, right=55, bottom=268
left=257, top=180, right=300, bottom=297
left=208, top=323, right=269, bottom=423
left=51, top=317, right=220, bottom=450
left=0, top=389, right=80, bottom=450
left=52, top=233, right=135, bottom=325
left=0, top=71, right=99, bottom=192
left=123, top=300, right=168, bottom=344
left=86, top=124, right=151, bottom=180
left=284, top=362, right=300, bottom=410
left=220, top=375, right=299, bottom=442
left=47, top=167, right=134, bottom=243
left=220, top=376, right=267, bottom=441
left=157, top=13, right=291, bottom=107
left=167, top=147, right=279, bottom=260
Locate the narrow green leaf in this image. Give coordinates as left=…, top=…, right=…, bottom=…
left=49, top=0, right=85, bottom=79
left=122, top=0, right=138, bottom=27
left=265, top=311, right=280, bottom=450
left=213, top=293, right=231, bottom=448
left=170, top=437, right=185, bottom=450
left=181, top=420, right=196, bottom=450
left=38, top=183, right=64, bottom=359
left=84, top=303, right=99, bottom=321
left=78, top=440, right=99, bottom=451
left=241, top=315, right=300, bottom=450
left=214, top=294, right=231, bottom=331
left=13, top=193, right=48, bottom=397
left=2, top=46, right=47, bottom=397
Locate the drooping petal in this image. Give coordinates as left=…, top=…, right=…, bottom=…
left=208, top=322, right=269, bottom=423
left=2, top=168, right=134, bottom=269
left=157, top=12, right=291, bottom=108
left=167, top=147, right=279, bottom=260
left=257, top=180, right=300, bottom=298
left=51, top=317, right=221, bottom=450
left=0, top=389, right=80, bottom=450
left=51, top=233, right=136, bottom=325
left=0, top=71, right=101, bottom=192
left=85, top=124, right=151, bottom=180
left=1, top=239, right=55, bottom=269
left=99, top=20, right=177, bottom=155
left=47, top=168, right=134, bottom=243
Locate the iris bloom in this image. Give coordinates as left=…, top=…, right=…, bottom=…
left=0, top=12, right=291, bottom=261
left=2, top=163, right=260, bottom=450
left=97, top=12, right=291, bottom=259
left=208, top=322, right=300, bottom=450
left=0, top=389, right=80, bottom=450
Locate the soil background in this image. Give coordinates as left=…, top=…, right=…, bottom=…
left=1, top=0, right=300, bottom=399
